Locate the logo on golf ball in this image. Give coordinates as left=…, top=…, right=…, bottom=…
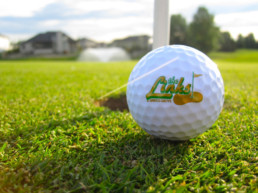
left=146, top=72, right=203, bottom=105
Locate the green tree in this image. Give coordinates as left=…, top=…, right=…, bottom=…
left=219, top=32, right=236, bottom=52
left=244, top=33, right=256, bottom=49
left=236, top=34, right=245, bottom=48
left=169, top=14, right=187, bottom=45
left=188, top=7, right=219, bottom=53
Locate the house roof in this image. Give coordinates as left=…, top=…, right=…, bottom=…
left=112, top=35, right=150, bottom=44
left=21, top=31, right=75, bottom=45
left=77, top=38, right=97, bottom=45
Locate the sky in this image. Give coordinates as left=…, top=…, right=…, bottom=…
left=0, top=0, right=257, bottom=43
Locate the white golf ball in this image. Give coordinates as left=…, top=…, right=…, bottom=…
left=126, top=45, right=224, bottom=140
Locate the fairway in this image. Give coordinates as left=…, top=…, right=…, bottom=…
left=0, top=51, right=257, bottom=192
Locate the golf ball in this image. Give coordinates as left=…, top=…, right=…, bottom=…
left=126, top=45, right=224, bottom=140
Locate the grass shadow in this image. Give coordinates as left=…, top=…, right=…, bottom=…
left=3, top=109, right=193, bottom=192
left=31, top=132, right=191, bottom=192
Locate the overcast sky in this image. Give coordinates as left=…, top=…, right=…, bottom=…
left=1, top=0, right=257, bottom=42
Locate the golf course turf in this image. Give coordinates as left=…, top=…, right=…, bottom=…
left=0, top=50, right=257, bottom=192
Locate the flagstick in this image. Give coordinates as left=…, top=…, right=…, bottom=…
left=153, top=0, right=170, bottom=49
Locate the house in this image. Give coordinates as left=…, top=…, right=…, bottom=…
left=110, top=35, right=150, bottom=59
left=20, top=31, right=76, bottom=55
left=0, top=34, right=11, bottom=52
left=77, top=38, right=98, bottom=50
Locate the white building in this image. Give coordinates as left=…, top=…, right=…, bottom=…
left=0, top=35, right=11, bottom=52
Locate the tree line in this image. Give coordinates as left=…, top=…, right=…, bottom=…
left=170, top=7, right=258, bottom=53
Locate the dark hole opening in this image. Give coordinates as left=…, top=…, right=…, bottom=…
left=95, top=94, right=129, bottom=112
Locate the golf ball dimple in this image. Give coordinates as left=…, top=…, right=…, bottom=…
left=126, top=45, right=224, bottom=141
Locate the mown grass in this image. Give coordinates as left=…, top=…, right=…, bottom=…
left=0, top=50, right=257, bottom=192
left=1, top=55, right=78, bottom=61
left=209, top=49, right=258, bottom=63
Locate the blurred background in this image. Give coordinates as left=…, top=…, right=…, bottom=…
left=0, top=0, right=257, bottom=61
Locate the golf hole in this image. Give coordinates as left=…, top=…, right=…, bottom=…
left=95, top=94, right=128, bottom=112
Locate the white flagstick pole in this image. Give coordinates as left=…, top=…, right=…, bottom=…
left=153, top=0, right=170, bottom=49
